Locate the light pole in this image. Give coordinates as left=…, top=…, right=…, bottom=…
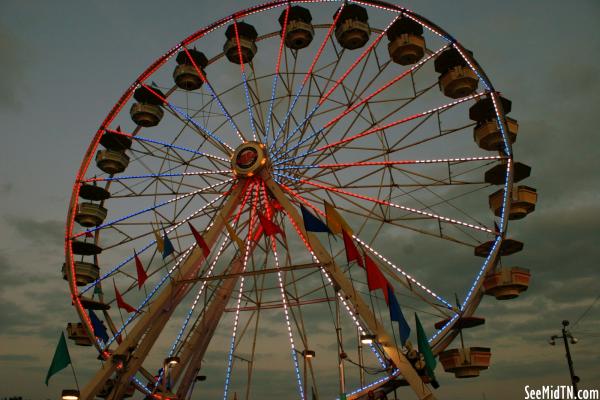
left=548, top=320, right=579, bottom=392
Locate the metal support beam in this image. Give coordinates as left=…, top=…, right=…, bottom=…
left=79, top=182, right=245, bottom=400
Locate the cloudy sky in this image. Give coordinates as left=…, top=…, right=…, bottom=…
left=0, top=1, right=599, bottom=399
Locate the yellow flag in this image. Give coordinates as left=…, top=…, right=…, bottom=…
left=324, top=201, right=352, bottom=235
left=224, top=219, right=246, bottom=255
left=152, top=224, right=164, bottom=253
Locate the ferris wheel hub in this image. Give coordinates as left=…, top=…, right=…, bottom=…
left=231, top=141, right=268, bottom=177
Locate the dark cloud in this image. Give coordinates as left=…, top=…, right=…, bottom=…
left=4, top=216, right=63, bottom=247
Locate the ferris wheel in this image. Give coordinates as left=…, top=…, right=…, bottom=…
left=62, top=1, right=537, bottom=399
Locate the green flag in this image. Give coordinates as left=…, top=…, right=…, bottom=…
left=415, top=313, right=436, bottom=379
left=45, top=332, right=72, bottom=385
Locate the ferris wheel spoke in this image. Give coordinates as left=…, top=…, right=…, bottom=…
left=140, top=84, right=235, bottom=154
left=101, top=243, right=198, bottom=351
left=271, top=13, right=400, bottom=161
left=273, top=43, right=451, bottom=164
left=231, top=19, right=258, bottom=141
left=276, top=155, right=505, bottom=171
left=269, top=3, right=346, bottom=154
left=275, top=171, right=493, bottom=234
left=86, top=170, right=232, bottom=183
left=73, top=178, right=234, bottom=239
left=78, top=190, right=230, bottom=296
left=280, top=204, right=388, bottom=370
left=264, top=5, right=290, bottom=148
left=261, top=185, right=306, bottom=399
left=352, top=235, right=455, bottom=311
left=223, top=182, right=260, bottom=400
left=152, top=235, right=232, bottom=393
left=275, top=91, right=485, bottom=166
left=181, top=46, right=246, bottom=143
left=104, top=128, right=230, bottom=164
left=158, top=179, right=257, bottom=395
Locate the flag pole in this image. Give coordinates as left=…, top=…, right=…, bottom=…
left=69, top=360, right=80, bottom=391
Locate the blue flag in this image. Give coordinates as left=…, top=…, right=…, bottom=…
left=300, top=205, right=330, bottom=233
left=387, top=285, right=411, bottom=345
left=162, top=230, right=175, bottom=259
left=88, top=309, right=109, bottom=343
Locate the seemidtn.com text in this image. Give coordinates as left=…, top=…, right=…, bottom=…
left=524, top=385, right=599, bottom=400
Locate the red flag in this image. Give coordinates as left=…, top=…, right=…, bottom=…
left=365, top=253, right=389, bottom=303
left=342, top=229, right=363, bottom=267
left=134, top=250, right=148, bottom=289
left=113, top=282, right=136, bottom=313
left=85, top=231, right=94, bottom=238
left=188, top=222, right=210, bottom=258
left=257, top=212, right=284, bottom=237
left=271, top=199, right=284, bottom=212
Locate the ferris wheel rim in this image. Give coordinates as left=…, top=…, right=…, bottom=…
left=63, top=1, right=517, bottom=398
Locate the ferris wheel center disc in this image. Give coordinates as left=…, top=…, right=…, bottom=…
left=231, top=141, right=268, bottom=177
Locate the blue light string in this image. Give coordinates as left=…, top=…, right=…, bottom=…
left=342, top=369, right=400, bottom=398
left=132, top=376, right=151, bottom=395
left=268, top=82, right=306, bottom=153
left=274, top=146, right=320, bottom=166
left=81, top=178, right=232, bottom=236
left=80, top=240, right=155, bottom=296
left=79, top=191, right=227, bottom=295
left=94, top=171, right=231, bottom=182
left=101, top=244, right=196, bottom=350
left=263, top=63, right=282, bottom=149
left=241, top=70, right=258, bottom=141
left=199, top=75, right=243, bottom=142
left=131, top=134, right=229, bottom=162
left=274, top=164, right=318, bottom=170
left=270, top=100, right=321, bottom=161
left=165, top=100, right=234, bottom=153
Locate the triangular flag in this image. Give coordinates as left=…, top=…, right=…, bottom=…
left=189, top=222, right=210, bottom=258
left=45, top=332, right=72, bottom=385
left=88, top=309, right=109, bottom=343
left=324, top=201, right=352, bottom=235
left=257, top=211, right=284, bottom=237
left=134, top=250, right=148, bottom=289
left=342, top=229, right=363, bottom=267
left=415, top=313, right=437, bottom=381
left=153, top=226, right=164, bottom=253
left=94, top=285, right=103, bottom=295
left=225, top=220, right=246, bottom=254
left=388, top=286, right=410, bottom=345
left=271, top=198, right=284, bottom=211
left=365, top=254, right=389, bottom=302
left=300, top=205, right=331, bottom=233
left=85, top=231, right=94, bottom=238
left=114, top=282, right=137, bottom=314
left=162, top=230, right=175, bottom=259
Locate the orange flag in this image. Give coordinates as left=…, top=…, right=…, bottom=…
left=113, top=282, right=136, bottom=313
left=188, top=222, right=210, bottom=258
left=324, top=201, right=352, bottom=235
left=134, top=250, right=148, bottom=289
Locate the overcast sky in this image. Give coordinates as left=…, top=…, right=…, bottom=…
left=0, top=1, right=599, bottom=399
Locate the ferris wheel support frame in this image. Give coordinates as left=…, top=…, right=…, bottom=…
left=261, top=171, right=436, bottom=400
left=78, top=183, right=245, bottom=400
left=173, top=216, right=267, bottom=399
